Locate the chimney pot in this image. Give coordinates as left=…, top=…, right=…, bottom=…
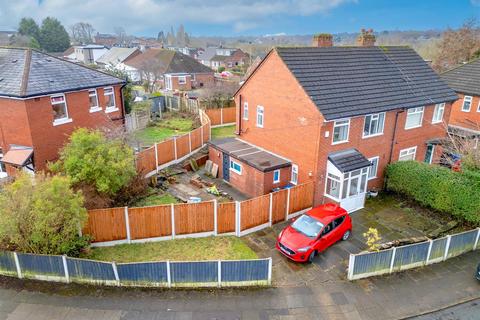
left=312, top=33, right=333, bottom=47
left=356, top=28, right=376, bottom=47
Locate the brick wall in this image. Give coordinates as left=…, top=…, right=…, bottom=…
left=170, top=75, right=193, bottom=91
left=448, top=93, right=480, bottom=132
left=193, top=73, right=215, bottom=89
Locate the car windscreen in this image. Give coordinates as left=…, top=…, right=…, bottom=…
left=291, top=214, right=324, bottom=238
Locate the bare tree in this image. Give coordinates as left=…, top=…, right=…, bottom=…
left=198, top=81, right=239, bottom=108
left=442, top=122, right=480, bottom=171
left=433, top=18, right=480, bottom=72
left=114, top=26, right=130, bottom=46
left=70, top=22, right=95, bottom=44
left=136, top=58, right=164, bottom=93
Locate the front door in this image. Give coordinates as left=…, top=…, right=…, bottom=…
left=340, top=168, right=368, bottom=213
left=424, top=144, right=435, bottom=164
left=222, top=153, right=230, bottom=182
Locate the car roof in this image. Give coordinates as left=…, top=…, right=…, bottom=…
left=306, top=203, right=347, bottom=224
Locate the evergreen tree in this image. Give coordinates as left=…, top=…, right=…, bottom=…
left=39, top=17, right=70, bottom=52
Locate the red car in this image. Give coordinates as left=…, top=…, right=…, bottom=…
left=276, top=203, right=352, bottom=262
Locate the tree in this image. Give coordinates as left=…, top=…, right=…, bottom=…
left=433, top=18, right=480, bottom=72
left=0, top=173, right=88, bottom=255
left=39, top=17, right=70, bottom=52
left=50, top=128, right=136, bottom=195
left=18, top=17, right=40, bottom=41
left=70, top=22, right=95, bottom=44
left=199, top=81, right=239, bottom=108
left=363, top=228, right=382, bottom=252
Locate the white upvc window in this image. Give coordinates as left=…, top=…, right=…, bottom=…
left=325, top=173, right=341, bottom=200
left=178, top=76, right=187, bottom=85
left=88, top=89, right=101, bottom=112
left=50, top=94, right=72, bottom=126
left=273, top=169, right=280, bottom=183
left=363, top=113, right=385, bottom=138
left=477, top=100, right=480, bottom=112
left=291, top=164, right=298, bottom=185
left=399, top=146, right=417, bottom=161
left=243, top=102, right=248, bottom=120
left=229, top=160, right=242, bottom=175
left=405, top=107, right=424, bottom=129
left=256, top=105, right=264, bottom=128
left=332, top=119, right=350, bottom=144
left=368, top=156, right=379, bottom=180
left=432, top=103, right=445, bottom=124
left=104, top=87, right=117, bottom=113
left=0, top=149, right=7, bottom=178
left=462, top=96, right=472, bottom=112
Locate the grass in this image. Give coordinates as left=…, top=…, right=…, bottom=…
left=133, top=193, right=179, bottom=207
left=211, top=125, right=235, bottom=139
left=134, top=116, right=194, bottom=145
left=83, top=236, right=258, bottom=262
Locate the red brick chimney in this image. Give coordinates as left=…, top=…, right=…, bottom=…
left=356, top=29, right=376, bottom=47
left=312, top=33, right=333, bottom=47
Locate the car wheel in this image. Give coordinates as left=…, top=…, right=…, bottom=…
left=342, top=230, right=351, bottom=241
left=308, top=250, right=317, bottom=263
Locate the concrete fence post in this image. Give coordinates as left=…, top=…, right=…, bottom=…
left=112, top=262, right=120, bottom=286
left=443, top=235, right=452, bottom=261
left=220, top=108, right=224, bottom=125
left=267, top=257, right=272, bottom=285
left=13, top=252, right=22, bottom=279
left=269, top=193, right=273, bottom=227
left=347, top=254, right=355, bottom=280
left=124, top=206, right=131, bottom=243
left=235, top=201, right=241, bottom=237
left=201, top=125, right=204, bottom=145
left=166, top=260, right=172, bottom=288
left=62, top=255, right=70, bottom=283
left=285, top=188, right=291, bottom=221
left=425, top=239, right=433, bottom=265
left=173, top=137, right=178, bottom=160
left=213, top=199, right=218, bottom=236
left=154, top=143, right=159, bottom=173
left=389, top=247, right=397, bottom=274
left=217, top=260, right=222, bottom=287
left=474, top=228, right=480, bottom=250
left=188, top=132, right=192, bottom=153
left=171, top=204, right=176, bottom=239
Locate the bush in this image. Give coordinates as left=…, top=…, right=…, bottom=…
left=0, top=173, right=89, bottom=255
left=386, top=161, right=480, bottom=225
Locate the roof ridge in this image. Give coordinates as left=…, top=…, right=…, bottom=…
left=441, top=57, right=480, bottom=75
left=19, top=48, right=32, bottom=96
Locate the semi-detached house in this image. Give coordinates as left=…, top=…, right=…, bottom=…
left=208, top=32, right=458, bottom=212
left=0, top=47, right=126, bottom=177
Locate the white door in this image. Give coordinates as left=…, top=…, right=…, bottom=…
left=340, top=168, right=368, bottom=213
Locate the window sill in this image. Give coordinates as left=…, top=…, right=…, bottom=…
left=229, top=168, right=242, bottom=175
left=53, top=118, right=73, bottom=126
left=105, top=107, right=119, bottom=114
left=332, top=140, right=349, bottom=145
left=461, top=109, right=471, bottom=113
left=404, top=125, right=422, bottom=130
left=89, top=107, right=102, bottom=113
left=431, top=120, right=443, bottom=125
left=362, top=133, right=384, bottom=139
left=368, top=176, right=377, bottom=180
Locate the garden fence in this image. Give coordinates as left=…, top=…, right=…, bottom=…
left=347, top=228, right=480, bottom=280
left=84, top=182, right=315, bottom=246
left=0, top=251, right=271, bottom=288
left=205, top=107, right=236, bottom=127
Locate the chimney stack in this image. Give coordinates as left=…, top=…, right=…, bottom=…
left=312, top=33, right=333, bottom=47
left=356, top=29, right=376, bottom=47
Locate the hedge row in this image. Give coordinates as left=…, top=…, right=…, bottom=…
left=385, top=161, right=480, bottom=225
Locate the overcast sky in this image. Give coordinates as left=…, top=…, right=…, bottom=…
left=0, top=0, right=479, bottom=37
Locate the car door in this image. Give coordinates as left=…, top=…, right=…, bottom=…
left=316, top=222, right=335, bottom=252
left=332, top=216, right=346, bottom=242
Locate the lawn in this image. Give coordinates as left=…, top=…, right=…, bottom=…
left=83, top=236, right=258, bottom=262
left=133, top=192, right=179, bottom=207
left=211, top=125, right=235, bottom=139
left=134, top=115, right=195, bottom=145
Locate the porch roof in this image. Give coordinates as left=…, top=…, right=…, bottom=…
left=209, top=138, right=291, bottom=172
left=328, top=148, right=371, bottom=173
left=1, top=146, right=33, bottom=167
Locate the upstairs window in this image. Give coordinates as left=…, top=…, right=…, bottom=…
left=88, top=89, right=100, bottom=112
left=50, top=95, right=70, bottom=125
left=332, top=119, right=350, bottom=144
left=363, top=113, right=385, bottom=137
left=399, top=146, right=417, bottom=161
left=405, top=107, right=424, bottom=129
left=243, top=102, right=248, bottom=120
left=432, top=103, right=445, bottom=124
left=104, top=87, right=116, bottom=112
left=256, top=106, right=264, bottom=128
left=462, top=96, right=472, bottom=112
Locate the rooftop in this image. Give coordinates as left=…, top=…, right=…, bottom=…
left=328, top=148, right=371, bottom=173
left=441, top=58, right=480, bottom=96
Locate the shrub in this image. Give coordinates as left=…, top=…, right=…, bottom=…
left=0, top=173, right=89, bottom=255
left=386, top=161, right=480, bottom=225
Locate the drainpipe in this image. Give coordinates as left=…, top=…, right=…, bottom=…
left=118, top=82, right=127, bottom=125
left=385, top=109, right=405, bottom=188
left=236, top=94, right=242, bottom=135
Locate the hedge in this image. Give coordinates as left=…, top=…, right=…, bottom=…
left=385, top=161, right=480, bottom=225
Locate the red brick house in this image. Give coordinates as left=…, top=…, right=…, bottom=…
left=441, top=58, right=480, bottom=139
left=209, top=32, right=458, bottom=212
left=0, top=47, right=126, bottom=176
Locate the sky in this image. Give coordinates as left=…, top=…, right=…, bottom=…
left=0, top=0, right=479, bottom=37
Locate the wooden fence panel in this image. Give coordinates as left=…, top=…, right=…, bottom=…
left=190, top=127, right=202, bottom=150
left=202, top=123, right=210, bottom=141
left=206, top=109, right=222, bottom=125
left=217, top=202, right=236, bottom=234
left=222, top=107, right=237, bottom=124
left=174, top=202, right=215, bottom=235
left=289, top=182, right=315, bottom=214
left=241, top=195, right=270, bottom=231
left=156, top=139, right=175, bottom=165
left=84, top=208, right=126, bottom=242
left=175, top=134, right=190, bottom=159
left=136, top=147, right=156, bottom=173
left=128, top=206, right=172, bottom=240
left=271, top=190, right=288, bottom=223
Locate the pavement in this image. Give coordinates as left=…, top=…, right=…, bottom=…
left=408, top=298, right=480, bottom=320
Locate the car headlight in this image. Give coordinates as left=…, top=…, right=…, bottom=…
left=297, top=246, right=310, bottom=253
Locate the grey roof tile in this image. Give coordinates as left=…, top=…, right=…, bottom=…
left=328, top=149, right=371, bottom=173
left=440, top=58, right=480, bottom=96
left=276, top=46, right=458, bottom=120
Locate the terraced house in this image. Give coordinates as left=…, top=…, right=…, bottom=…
left=209, top=31, right=458, bottom=212
left=0, top=47, right=125, bottom=176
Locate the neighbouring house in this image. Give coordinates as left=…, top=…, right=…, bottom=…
left=63, top=44, right=108, bottom=64
left=93, top=33, right=118, bottom=47
left=197, top=47, right=244, bottom=70
left=441, top=58, right=480, bottom=140
left=208, top=31, right=458, bottom=212
left=96, top=47, right=142, bottom=71
left=167, top=47, right=204, bottom=60
left=123, top=48, right=214, bottom=90
left=0, top=47, right=126, bottom=176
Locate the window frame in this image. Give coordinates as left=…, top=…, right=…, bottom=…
left=432, top=103, right=445, bottom=124
left=399, top=146, right=417, bottom=161
left=363, top=112, right=385, bottom=138
left=256, top=105, right=264, bottom=128
left=332, top=118, right=350, bottom=145
left=325, top=172, right=341, bottom=201
left=477, top=100, right=480, bottom=113
left=50, top=94, right=71, bottom=126
left=243, top=102, right=249, bottom=120
left=229, top=159, right=242, bottom=175
left=405, top=107, right=424, bottom=129
left=291, top=164, right=298, bottom=185
left=461, top=96, right=472, bottom=112
left=88, top=89, right=101, bottom=113
left=178, top=75, right=187, bottom=85
left=273, top=169, right=280, bottom=183
left=104, top=87, right=118, bottom=113
left=368, top=156, right=379, bottom=180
